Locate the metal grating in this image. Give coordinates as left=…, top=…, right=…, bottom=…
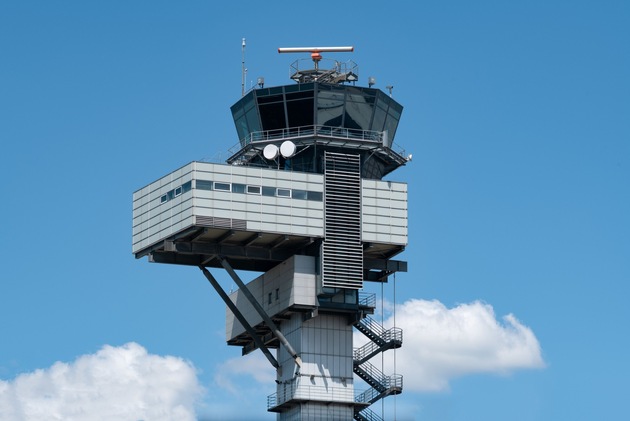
left=195, top=216, right=247, bottom=230
left=322, top=152, right=363, bottom=289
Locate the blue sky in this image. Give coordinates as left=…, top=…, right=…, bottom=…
left=1, top=1, right=628, bottom=420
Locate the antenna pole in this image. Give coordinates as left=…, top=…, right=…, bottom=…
left=241, top=38, right=246, bottom=97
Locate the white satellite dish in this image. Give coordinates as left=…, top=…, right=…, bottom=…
left=263, top=144, right=279, bottom=160
left=280, top=140, right=296, bottom=158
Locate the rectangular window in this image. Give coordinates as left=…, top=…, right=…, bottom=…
left=181, top=181, right=192, bottom=193
left=277, top=188, right=291, bottom=198
left=307, top=191, right=323, bottom=201
left=262, top=186, right=276, bottom=197
left=292, top=189, right=307, bottom=200
left=196, top=180, right=213, bottom=191
left=247, top=185, right=261, bottom=195
left=345, top=289, right=358, bottom=304
left=268, top=292, right=272, bottom=304
left=275, top=288, right=279, bottom=301
left=160, top=195, right=168, bottom=204
left=214, top=182, right=231, bottom=191
left=174, top=186, right=182, bottom=197
left=232, top=183, right=246, bottom=193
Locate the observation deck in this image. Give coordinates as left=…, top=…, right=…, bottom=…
left=230, top=81, right=406, bottom=179
left=227, top=124, right=408, bottom=178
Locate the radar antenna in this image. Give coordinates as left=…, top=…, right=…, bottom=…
left=278, top=46, right=358, bottom=84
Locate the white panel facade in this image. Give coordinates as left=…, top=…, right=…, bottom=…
left=132, top=162, right=326, bottom=254
left=132, top=163, right=195, bottom=254
left=279, top=403, right=353, bottom=421
left=362, top=179, right=408, bottom=245
left=132, top=162, right=408, bottom=255
left=275, top=313, right=355, bottom=414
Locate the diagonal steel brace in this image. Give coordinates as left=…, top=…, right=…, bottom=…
left=218, top=257, right=302, bottom=369
left=198, top=265, right=279, bottom=369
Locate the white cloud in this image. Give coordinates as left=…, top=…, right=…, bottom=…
left=213, top=352, right=275, bottom=395
left=357, top=299, right=545, bottom=392
left=0, top=342, right=204, bottom=421
left=211, top=299, right=543, bottom=398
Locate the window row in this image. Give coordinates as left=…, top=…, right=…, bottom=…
left=195, top=180, right=323, bottom=201
left=159, top=179, right=323, bottom=205
left=160, top=181, right=192, bottom=204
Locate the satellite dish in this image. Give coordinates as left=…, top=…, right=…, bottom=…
left=280, top=140, right=296, bottom=158
left=263, top=144, right=279, bottom=160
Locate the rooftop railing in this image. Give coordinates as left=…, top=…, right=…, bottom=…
left=267, top=383, right=358, bottom=410
left=359, top=292, right=376, bottom=308
left=238, top=125, right=384, bottom=148
left=225, top=124, right=408, bottom=169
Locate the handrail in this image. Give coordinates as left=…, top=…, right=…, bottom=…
left=240, top=125, right=384, bottom=147
left=358, top=292, right=376, bottom=308
left=267, top=375, right=402, bottom=410
left=355, top=386, right=380, bottom=404
left=355, top=360, right=387, bottom=386
left=227, top=124, right=408, bottom=163
left=354, top=407, right=383, bottom=421
left=357, top=316, right=385, bottom=337
left=267, top=382, right=357, bottom=409
left=353, top=327, right=402, bottom=363
left=355, top=361, right=403, bottom=388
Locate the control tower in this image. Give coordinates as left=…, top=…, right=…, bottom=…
left=132, top=46, right=409, bottom=420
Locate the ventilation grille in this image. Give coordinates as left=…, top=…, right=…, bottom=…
left=322, top=152, right=363, bottom=289
left=195, top=216, right=247, bottom=230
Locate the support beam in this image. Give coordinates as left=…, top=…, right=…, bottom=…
left=162, top=241, right=296, bottom=262
left=242, top=331, right=278, bottom=356
left=216, top=229, right=236, bottom=244
left=218, top=257, right=303, bottom=369
left=270, top=235, right=290, bottom=249
left=197, top=265, right=279, bottom=370
left=189, top=228, right=209, bottom=242
left=364, top=258, right=408, bottom=273
left=242, top=232, right=262, bottom=246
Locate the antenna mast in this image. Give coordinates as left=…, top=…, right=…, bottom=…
left=241, top=38, right=246, bottom=97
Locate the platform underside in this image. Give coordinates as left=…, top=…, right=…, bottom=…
left=134, top=225, right=406, bottom=279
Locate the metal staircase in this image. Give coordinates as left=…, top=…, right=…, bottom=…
left=353, top=315, right=403, bottom=420
left=354, top=407, right=383, bottom=421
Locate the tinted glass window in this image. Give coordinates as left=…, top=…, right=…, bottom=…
left=317, top=90, right=344, bottom=126
left=231, top=105, right=249, bottom=143
left=287, top=99, right=314, bottom=127
left=286, top=91, right=313, bottom=100
left=247, top=185, right=261, bottom=194
left=182, top=181, right=192, bottom=193
left=292, top=189, right=307, bottom=200
left=384, top=103, right=402, bottom=143
left=372, top=103, right=387, bottom=132
left=245, top=107, right=261, bottom=134
left=232, top=183, right=246, bottom=193
left=257, top=94, right=283, bottom=104
left=196, top=180, right=213, bottom=190
left=277, top=188, right=291, bottom=197
left=307, top=191, right=323, bottom=201
left=262, top=186, right=276, bottom=196
left=214, top=182, right=230, bottom=191
left=345, top=101, right=373, bottom=130
left=259, top=102, right=286, bottom=130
